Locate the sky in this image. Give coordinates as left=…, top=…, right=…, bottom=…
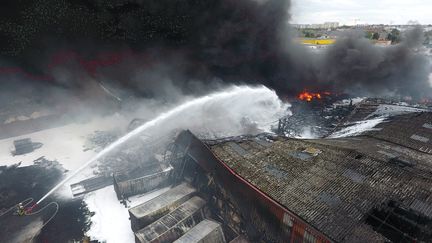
left=291, top=0, right=432, bottom=25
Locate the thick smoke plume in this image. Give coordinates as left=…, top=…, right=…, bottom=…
left=0, top=0, right=430, bottom=101
left=317, top=27, right=431, bottom=98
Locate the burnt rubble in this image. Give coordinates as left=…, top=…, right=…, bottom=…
left=277, top=97, right=432, bottom=139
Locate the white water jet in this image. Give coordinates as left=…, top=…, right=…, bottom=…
left=36, top=85, right=289, bottom=204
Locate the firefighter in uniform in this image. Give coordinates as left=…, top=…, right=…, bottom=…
left=17, top=203, right=25, bottom=216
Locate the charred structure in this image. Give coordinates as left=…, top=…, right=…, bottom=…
left=161, top=111, right=432, bottom=242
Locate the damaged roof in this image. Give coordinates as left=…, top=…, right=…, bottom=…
left=205, top=112, right=432, bottom=242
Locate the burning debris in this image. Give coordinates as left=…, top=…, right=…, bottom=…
left=297, top=91, right=331, bottom=102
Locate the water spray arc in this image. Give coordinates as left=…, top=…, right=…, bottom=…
left=36, top=85, right=288, bottom=205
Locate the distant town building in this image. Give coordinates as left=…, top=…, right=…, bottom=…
left=293, top=22, right=339, bottom=30
left=323, top=22, right=339, bottom=29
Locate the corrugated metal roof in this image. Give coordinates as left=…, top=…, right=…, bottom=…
left=422, top=123, right=432, bottom=130
left=205, top=112, right=432, bottom=242
left=342, top=169, right=365, bottom=183
left=318, top=192, right=342, bottom=207
left=410, top=199, right=432, bottom=218
left=227, top=142, right=249, bottom=156
left=410, top=134, right=430, bottom=143
left=254, top=137, right=273, bottom=147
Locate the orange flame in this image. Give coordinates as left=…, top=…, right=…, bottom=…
left=298, top=91, right=329, bottom=102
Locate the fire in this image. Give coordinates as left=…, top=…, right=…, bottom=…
left=298, top=91, right=329, bottom=102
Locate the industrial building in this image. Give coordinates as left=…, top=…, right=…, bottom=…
left=74, top=102, right=432, bottom=242
left=154, top=111, right=432, bottom=242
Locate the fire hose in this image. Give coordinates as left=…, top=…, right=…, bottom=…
left=0, top=198, right=59, bottom=241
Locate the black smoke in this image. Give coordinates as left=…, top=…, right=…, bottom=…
left=0, top=0, right=430, bottom=100
left=0, top=0, right=292, bottom=95
left=317, top=27, right=431, bottom=98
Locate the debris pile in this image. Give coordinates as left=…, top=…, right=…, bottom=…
left=33, top=156, right=65, bottom=172
left=277, top=99, right=355, bottom=138
left=83, top=131, right=119, bottom=152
